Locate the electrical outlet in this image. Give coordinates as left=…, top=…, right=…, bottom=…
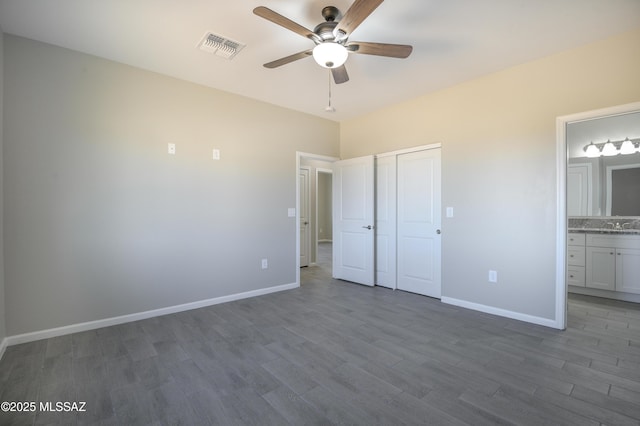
left=168, top=143, right=176, bottom=155
left=261, top=259, right=268, bottom=269
left=213, top=149, right=220, bottom=160
left=488, top=270, right=498, bottom=283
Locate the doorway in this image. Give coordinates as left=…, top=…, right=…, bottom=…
left=316, top=168, right=333, bottom=275
left=296, top=152, right=339, bottom=286
left=556, top=101, right=640, bottom=329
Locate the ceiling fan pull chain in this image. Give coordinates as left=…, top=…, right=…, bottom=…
left=326, top=70, right=336, bottom=113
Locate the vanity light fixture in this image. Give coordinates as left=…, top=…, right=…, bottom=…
left=582, top=137, right=640, bottom=157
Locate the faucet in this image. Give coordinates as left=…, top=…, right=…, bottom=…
left=606, top=222, right=623, bottom=230
left=622, top=222, right=632, bottom=229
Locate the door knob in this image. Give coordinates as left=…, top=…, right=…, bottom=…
left=304, top=221, right=309, bottom=225
left=362, top=225, right=372, bottom=230
left=436, top=229, right=441, bottom=234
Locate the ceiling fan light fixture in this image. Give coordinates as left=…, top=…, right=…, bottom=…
left=313, top=42, right=348, bottom=68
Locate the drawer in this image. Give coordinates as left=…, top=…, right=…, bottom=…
left=586, top=233, right=640, bottom=249
left=568, top=233, right=585, bottom=246
left=567, top=266, right=585, bottom=287
left=568, top=246, right=585, bottom=266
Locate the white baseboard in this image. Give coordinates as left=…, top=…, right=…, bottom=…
left=4, top=282, right=299, bottom=349
left=441, top=297, right=561, bottom=329
left=0, top=337, right=7, bottom=361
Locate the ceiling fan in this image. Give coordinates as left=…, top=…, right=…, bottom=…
left=253, top=0, right=413, bottom=84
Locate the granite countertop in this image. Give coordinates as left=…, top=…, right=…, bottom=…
left=568, top=228, right=640, bottom=235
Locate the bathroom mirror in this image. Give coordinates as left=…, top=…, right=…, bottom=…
left=567, top=111, right=640, bottom=217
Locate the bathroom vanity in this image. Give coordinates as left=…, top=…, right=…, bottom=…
left=568, top=225, right=640, bottom=301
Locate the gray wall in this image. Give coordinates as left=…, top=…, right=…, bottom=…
left=317, top=172, right=332, bottom=242
left=0, top=27, right=6, bottom=346
left=3, top=35, right=339, bottom=335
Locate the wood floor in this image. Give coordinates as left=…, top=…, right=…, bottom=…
left=1, top=243, right=640, bottom=425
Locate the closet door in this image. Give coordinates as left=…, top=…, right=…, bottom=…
left=375, top=155, right=397, bottom=289
left=396, top=149, right=442, bottom=298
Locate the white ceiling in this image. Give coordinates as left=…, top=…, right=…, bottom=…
left=1, top=0, right=639, bottom=122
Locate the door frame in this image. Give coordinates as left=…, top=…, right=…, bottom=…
left=296, top=152, right=339, bottom=286
left=555, top=100, right=640, bottom=330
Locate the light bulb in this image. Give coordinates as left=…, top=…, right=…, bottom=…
left=620, top=138, right=635, bottom=155
left=584, top=142, right=600, bottom=158
left=313, top=42, right=348, bottom=69
left=601, top=140, right=617, bottom=156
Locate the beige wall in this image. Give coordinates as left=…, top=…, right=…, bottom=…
left=340, top=28, right=640, bottom=322
left=3, top=35, right=339, bottom=335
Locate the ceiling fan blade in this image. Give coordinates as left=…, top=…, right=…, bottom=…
left=346, top=41, right=413, bottom=58
left=334, top=0, right=384, bottom=38
left=263, top=50, right=313, bottom=69
left=253, top=6, right=321, bottom=43
left=332, top=65, right=349, bottom=84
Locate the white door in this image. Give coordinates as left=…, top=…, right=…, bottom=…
left=567, top=164, right=591, bottom=216
left=375, top=155, right=397, bottom=289
left=299, top=167, right=310, bottom=267
left=397, top=149, right=442, bottom=298
left=332, top=156, right=375, bottom=286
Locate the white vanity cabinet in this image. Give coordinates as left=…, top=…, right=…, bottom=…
left=585, top=234, right=640, bottom=294
left=567, top=233, right=586, bottom=287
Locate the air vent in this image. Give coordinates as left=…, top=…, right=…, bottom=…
left=198, top=32, right=245, bottom=60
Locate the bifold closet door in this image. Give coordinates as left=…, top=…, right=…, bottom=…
left=396, top=149, right=442, bottom=298
left=375, top=155, right=397, bottom=289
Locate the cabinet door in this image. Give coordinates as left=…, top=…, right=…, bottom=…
left=616, top=248, right=640, bottom=294
left=586, top=247, right=616, bottom=291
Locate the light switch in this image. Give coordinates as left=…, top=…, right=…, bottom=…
left=446, top=207, right=454, bottom=218
left=168, top=143, right=176, bottom=155
left=213, top=149, right=220, bottom=160
left=288, top=208, right=296, bottom=217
